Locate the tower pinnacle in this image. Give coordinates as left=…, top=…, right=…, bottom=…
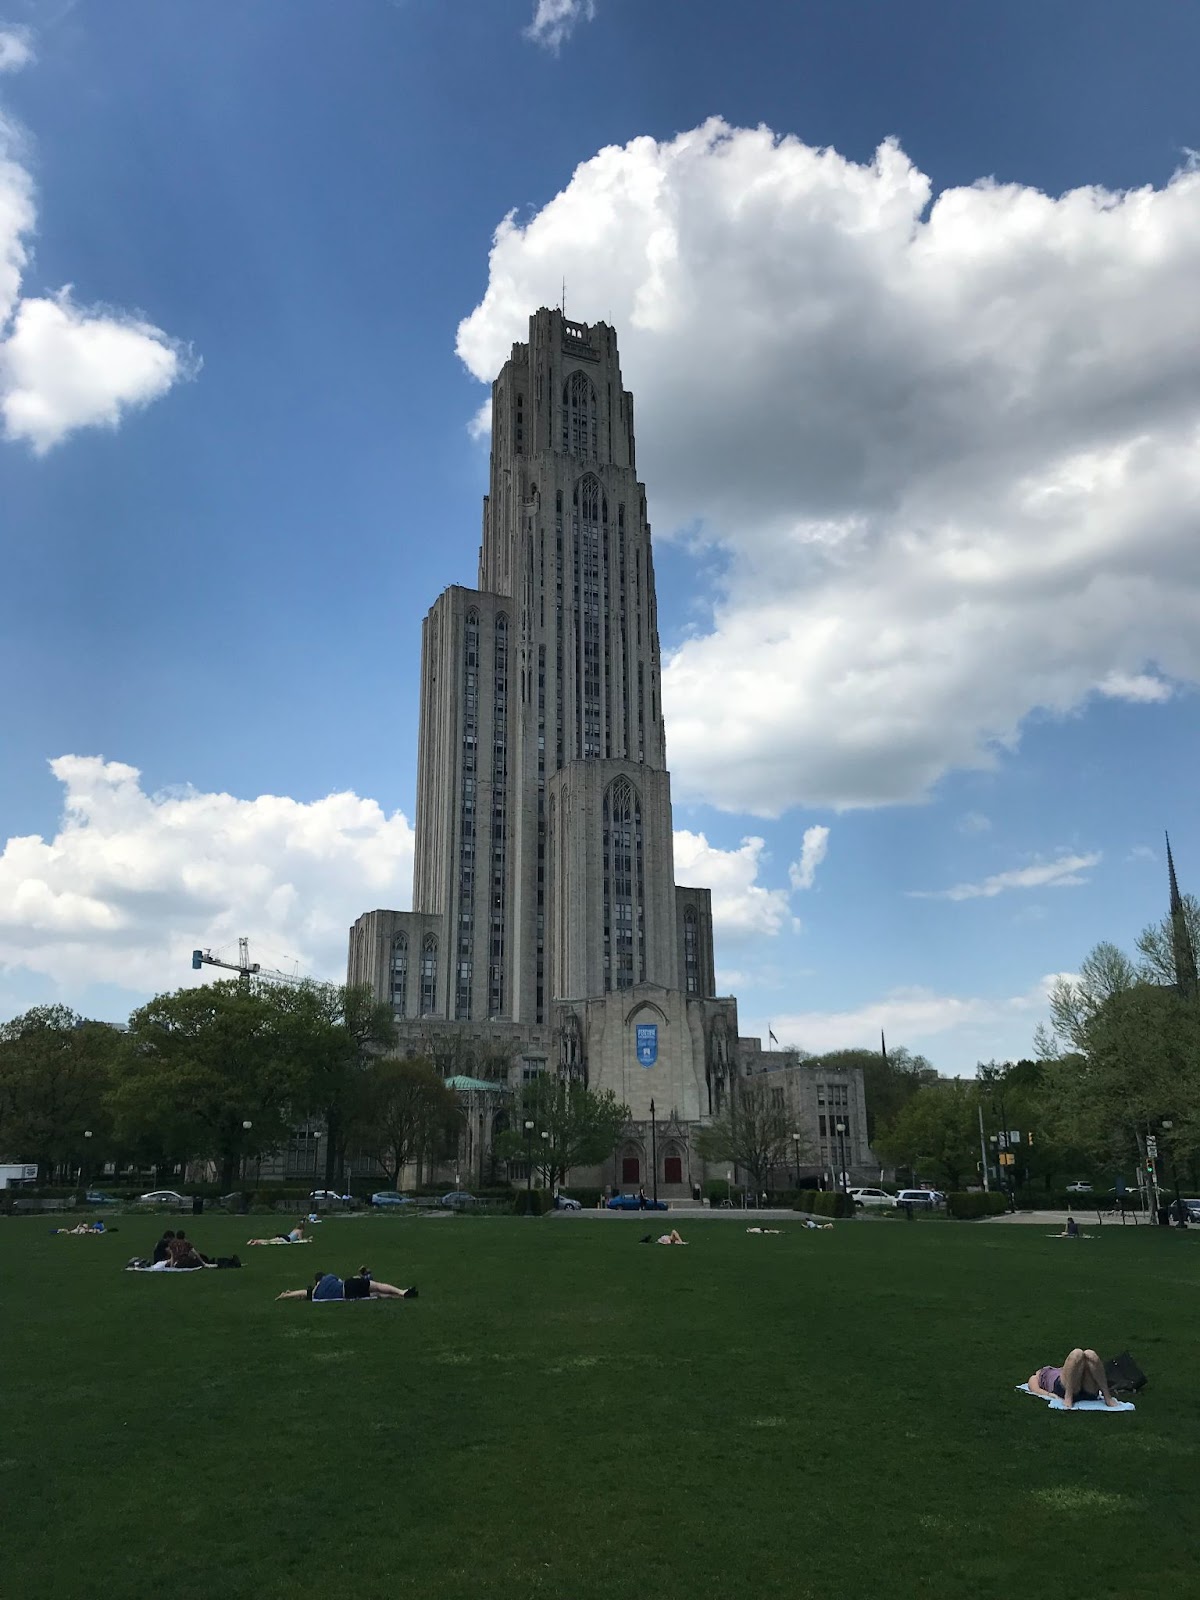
left=1165, top=832, right=1198, bottom=1001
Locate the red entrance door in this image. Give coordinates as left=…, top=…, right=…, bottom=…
left=664, top=1156, right=683, bottom=1185
left=622, top=1156, right=640, bottom=1185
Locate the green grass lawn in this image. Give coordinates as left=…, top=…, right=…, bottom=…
left=4, top=1210, right=1197, bottom=1600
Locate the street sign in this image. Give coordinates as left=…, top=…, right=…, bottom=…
left=1146, top=1137, right=1158, bottom=1158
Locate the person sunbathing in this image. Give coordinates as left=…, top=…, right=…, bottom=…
left=746, top=1227, right=782, bottom=1234
left=56, top=1220, right=107, bottom=1234
left=1027, top=1348, right=1120, bottom=1408
left=277, top=1268, right=417, bottom=1301
left=247, top=1221, right=311, bottom=1245
left=799, top=1217, right=833, bottom=1230
left=656, top=1229, right=687, bottom=1245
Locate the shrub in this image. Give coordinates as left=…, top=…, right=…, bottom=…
left=559, top=1188, right=603, bottom=1207
left=512, top=1188, right=551, bottom=1216
left=705, top=1180, right=745, bottom=1206
left=792, top=1190, right=856, bottom=1219
left=947, top=1191, right=1010, bottom=1220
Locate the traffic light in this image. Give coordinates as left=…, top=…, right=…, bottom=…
left=1027, top=1131, right=1034, bottom=1147
left=1145, top=1159, right=1155, bottom=1174
left=192, top=950, right=203, bottom=970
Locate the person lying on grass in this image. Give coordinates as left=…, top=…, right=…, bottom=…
left=798, top=1217, right=833, bottom=1230
left=55, top=1219, right=108, bottom=1235
left=746, top=1227, right=782, bottom=1235
left=277, top=1268, right=418, bottom=1301
left=247, top=1220, right=311, bottom=1245
left=638, top=1229, right=687, bottom=1245
left=1027, top=1348, right=1120, bottom=1408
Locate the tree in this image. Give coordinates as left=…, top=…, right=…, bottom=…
left=874, top=1079, right=981, bottom=1190
left=812, top=1045, right=937, bottom=1145
left=1042, top=941, right=1139, bottom=1056
left=113, top=982, right=308, bottom=1189
left=495, top=1076, right=630, bottom=1190
left=279, top=981, right=396, bottom=1187
left=354, top=1057, right=461, bottom=1187
left=0, top=1007, right=122, bottom=1182
left=1136, top=892, right=1200, bottom=987
left=694, top=1078, right=809, bottom=1190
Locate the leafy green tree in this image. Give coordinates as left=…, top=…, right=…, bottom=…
left=276, top=981, right=396, bottom=1187
left=496, top=1076, right=630, bottom=1191
left=113, top=982, right=308, bottom=1189
left=0, top=1007, right=122, bottom=1182
left=810, top=1045, right=937, bottom=1145
left=695, top=1077, right=810, bottom=1190
left=874, top=1078, right=981, bottom=1190
left=1041, top=941, right=1139, bottom=1056
left=354, top=1056, right=461, bottom=1187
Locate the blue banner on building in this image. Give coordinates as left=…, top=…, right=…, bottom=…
left=635, top=1023, right=658, bottom=1067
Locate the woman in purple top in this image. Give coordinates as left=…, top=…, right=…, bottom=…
left=1027, top=1348, right=1119, bottom=1408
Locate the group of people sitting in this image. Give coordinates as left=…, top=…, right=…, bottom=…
left=149, top=1228, right=216, bottom=1269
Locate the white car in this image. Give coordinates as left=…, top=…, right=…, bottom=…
left=1065, top=1181, right=1093, bottom=1194
left=138, top=1189, right=188, bottom=1205
left=848, top=1187, right=893, bottom=1209
left=894, top=1189, right=940, bottom=1209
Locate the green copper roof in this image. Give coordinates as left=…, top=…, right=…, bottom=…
left=445, top=1075, right=508, bottom=1092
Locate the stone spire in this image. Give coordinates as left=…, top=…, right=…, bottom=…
left=1166, top=833, right=1198, bottom=1001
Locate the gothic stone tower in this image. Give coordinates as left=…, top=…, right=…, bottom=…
left=349, top=311, right=741, bottom=1183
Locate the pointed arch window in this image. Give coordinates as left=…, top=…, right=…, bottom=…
left=391, top=932, right=408, bottom=1017
left=684, top=907, right=699, bottom=995
left=420, top=934, right=438, bottom=1015
left=603, top=777, right=644, bottom=991
left=562, top=370, right=598, bottom=459
left=573, top=474, right=606, bottom=759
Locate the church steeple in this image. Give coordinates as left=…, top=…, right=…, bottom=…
left=1165, top=833, right=1198, bottom=1001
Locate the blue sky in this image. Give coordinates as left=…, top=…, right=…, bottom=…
left=2, top=0, right=1198, bottom=1069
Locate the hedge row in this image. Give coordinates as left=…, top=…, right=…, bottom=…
left=512, top=1188, right=551, bottom=1216
left=946, top=1191, right=1010, bottom=1220
left=559, top=1188, right=603, bottom=1207
left=792, top=1189, right=856, bottom=1219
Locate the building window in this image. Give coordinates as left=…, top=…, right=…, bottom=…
left=390, top=932, right=408, bottom=1016
left=562, top=370, right=598, bottom=459
left=420, top=934, right=437, bottom=1015
left=603, top=777, right=644, bottom=991
left=489, top=613, right=509, bottom=1017
left=573, top=474, right=606, bottom=760
left=683, top=907, right=699, bottom=995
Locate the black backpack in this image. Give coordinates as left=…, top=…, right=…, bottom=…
left=1104, top=1351, right=1147, bottom=1395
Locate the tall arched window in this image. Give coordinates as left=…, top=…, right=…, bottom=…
left=456, top=611, right=481, bottom=1020
left=420, top=934, right=438, bottom=1016
left=573, top=474, right=606, bottom=760
left=683, top=907, right=699, bottom=995
left=562, top=370, right=598, bottom=459
left=489, top=614, right=509, bottom=1017
left=391, top=932, right=408, bottom=1018
left=603, top=777, right=644, bottom=991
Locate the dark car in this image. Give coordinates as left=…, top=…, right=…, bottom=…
left=606, top=1194, right=668, bottom=1211
left=370, top=1192, right=416, bottom=1208
left=84, top=1190, right=118, bottom=1205
left=439, top=1191, right=478, bottom=1210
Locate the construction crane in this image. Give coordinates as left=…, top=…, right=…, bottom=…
left=191, top=938, right=315, bottom=991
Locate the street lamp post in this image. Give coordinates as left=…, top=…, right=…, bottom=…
left=650, top=1098, right=658, bottom=1205
left=524, top=1120, right=534, bottom=1206
left=1162, top=1119, right=1182, bottom=1221
left=540, top=1129, right=550, bottom=1197
left=78, top=1129, right=93, bottom=1198
left=792, top=1131, right=801, bottom=1188
left=835, top=1121, right=847, bottom=1192
left=242, top=1120, right=253, bottom=1187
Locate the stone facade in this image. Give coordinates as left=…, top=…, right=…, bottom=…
left=346, top=308, right=872, bottom=1194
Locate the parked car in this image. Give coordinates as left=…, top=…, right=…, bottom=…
left=848, top=1187, right=892, bottom=1209
left=309, top=1189, right=350, bottom=1205
left=553, top=1194, right=582, bottom=1210
left=1066, top=1181, right=1093, bottom=1193
left=1180, top=1198, right=1200, bottom=1223
left=439, top=1191, right=478, bottom=1210
left=84, top=1190, right=118, bottom=1205
left=370, top=1191, right=416, bottom=1208
left=606, top=1193, right=669, bottom=1211
left=893, top=1189, right=939, bottom=1209
left=138, top=1189, right=188, bottom=1205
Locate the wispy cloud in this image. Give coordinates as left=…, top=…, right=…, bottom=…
left=910, top=851, right=1101, bottom=902
left=788, top=825, right=829, bottom=891
left=0, top=26, right=34, bottom=73
left=957, top=811, right=992, bottom=835
left=1126, top=843, right=1157, bottom=864
left=524, top=0, right=595, bottom=52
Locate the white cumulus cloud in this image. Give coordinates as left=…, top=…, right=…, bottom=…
left=673, top=828, right=790, bottom=937
left=0, top=757, right=415, bottom=1001
left=525, top=0, right=595, bottom=51
left=909, top=851, right=1101, bottom=902
left=0, top=26, right=33, bottom=73
left=458, top=119, right=1200, bottom=816
left=788, top=825, right=829, bottom=891
left=0, top=46, right=191, bottom=452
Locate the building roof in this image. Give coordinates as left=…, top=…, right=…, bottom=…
left=445, top=1075, right=508, bottom=1093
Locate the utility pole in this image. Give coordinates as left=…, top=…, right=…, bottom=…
left=978, top=1103, right=990, bottom=1192
left=650, top=1098, right=658, bottom=1205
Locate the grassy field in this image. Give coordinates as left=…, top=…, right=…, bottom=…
left=3, top=1209, right=1197, bottom=1600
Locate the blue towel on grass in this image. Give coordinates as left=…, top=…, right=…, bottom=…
left=1016, top=1383, right=1135, bottom=1412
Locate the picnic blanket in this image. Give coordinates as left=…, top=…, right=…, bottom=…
left=125, top=1261, right=212, bottom=1272
left=1016, top=1383, right=1135, bottom=1412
